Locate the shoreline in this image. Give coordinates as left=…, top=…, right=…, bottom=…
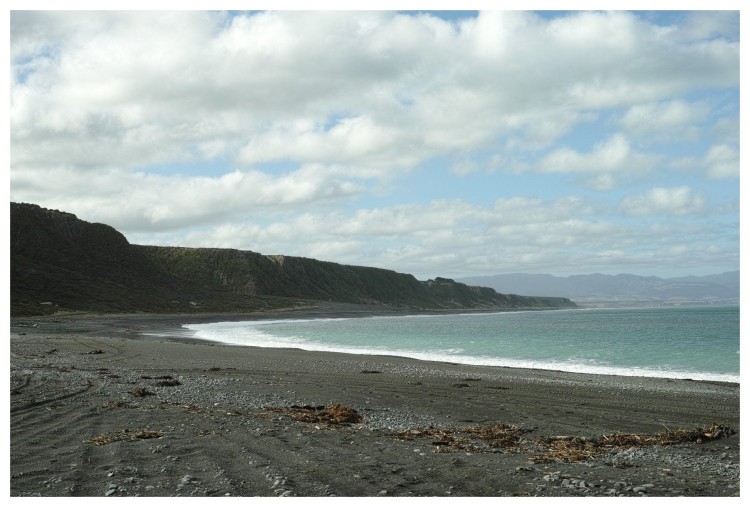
left=123, top=307, right=739, bottom=385
left=13, top=307, right=740, bottom=386
left=10, top=310, right=741, bottom=496
left=178, top=335, right=741, bottom=386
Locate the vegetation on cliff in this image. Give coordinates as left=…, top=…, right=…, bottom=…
left=10, top=202, right=576, bottom=316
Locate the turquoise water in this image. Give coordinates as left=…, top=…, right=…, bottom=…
left=184, top=306, right=740, bottom=382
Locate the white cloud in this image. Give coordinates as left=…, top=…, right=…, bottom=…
left=11, top=10, right=739, bottom=180
left=449, top=160, right=480, bottom=176
left=703, top=144, right=739, bottom=180
left=667, top=142, right=739, bottom=180
left=9, top=10, right=739, bottom=278
left=675, top=11, right=740, bottom=42
left=620, top=186, right=706, bottom=216
left=109, top=186, right=738, bottom=278
left=131, top=197, right=590, bottom=271
left=237, top=116, right=423, bottom=171
left=9, top=165, right=362, bottom=232
left=515, top=111, right=598, bottom=151
left=537, top=134, right=661, bottom=189
left=619, top=100, right=710, bottom=142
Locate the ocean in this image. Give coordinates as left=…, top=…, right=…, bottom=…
left=183, top=306, right=740, bottom=383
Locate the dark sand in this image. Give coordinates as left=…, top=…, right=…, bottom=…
left=10, top=308, right=740, bottom=497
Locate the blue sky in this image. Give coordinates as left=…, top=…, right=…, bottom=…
left=8, top=4, right=741, bottom=279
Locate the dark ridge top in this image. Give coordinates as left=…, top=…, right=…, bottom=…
left=10, top=202, right=576, bottom=316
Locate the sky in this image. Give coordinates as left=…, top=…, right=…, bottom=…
left=7, top=2, right=743, bottom=280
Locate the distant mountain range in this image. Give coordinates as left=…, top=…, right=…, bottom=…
left=456, top=272, right=739, bottom=307
left=10, top=202, right=575, bottom=316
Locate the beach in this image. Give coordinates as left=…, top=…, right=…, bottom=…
left=10, top=309, right=740, bottom=497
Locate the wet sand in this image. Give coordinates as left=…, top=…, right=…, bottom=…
left=10, top=310, right=740, bottom=497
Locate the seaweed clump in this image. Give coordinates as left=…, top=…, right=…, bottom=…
left=387, top=422, right=735, bottom=462
left=531, top=423, right=735, bottom=463
left=266, top=404, right=365, bottom=425
left=84, top=428, right=164, bottom=446
left=389, top=423, right=530, bottom=453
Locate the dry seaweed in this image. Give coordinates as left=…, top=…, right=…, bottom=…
left=130, top=387, right=155, bottom=397
left=530, top=436, right=600, bottom=463
left=266, top=404, right=365, bottom=425
left=531, top=423, right=735, bottom=463
left=84, top=428, right=164, bottom=446
left=387, top=422, right=734, bottom=460
left=388, top=423, right=530, bottom=453
left=262, top=401, right=734, bottom=462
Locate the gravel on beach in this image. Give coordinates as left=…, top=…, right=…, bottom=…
left=10, top=312, right=740, bottom=497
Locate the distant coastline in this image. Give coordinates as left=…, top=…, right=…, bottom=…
left=457, top=272, right=739, bottom=307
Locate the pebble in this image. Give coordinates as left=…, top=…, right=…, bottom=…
left=12, top=341, right=739, bottom=498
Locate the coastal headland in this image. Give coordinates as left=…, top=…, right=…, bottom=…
left=10, top=308, right=740, bottom=497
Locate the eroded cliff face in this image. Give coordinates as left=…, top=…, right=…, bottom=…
left=138, top=245, right=436, bottom=307
left=11, top=202, right=576, bottom=315
left=136, top=247, right=575, bottom=310
left=11, top=202, right=196, bottom=314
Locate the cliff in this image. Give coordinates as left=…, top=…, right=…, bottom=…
left=10, top=202, right=576, bottom=316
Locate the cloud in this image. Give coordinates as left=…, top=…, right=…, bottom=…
left=703, top=144, right=739, bottom=180
left=449, top=160, right=480, bottom=176
left=668, top=143, right=739, bottom=180
left=676, top=11, right=740, bottom=42
left=237, top=116, right=423, bottom=171
left=11, top=10, right=739, bottom=179
left=9, top=11, right=739, bottom=278
left=124, top=193, right=735, bottom=278
left=619, top=186, right=706, bottom=216
left=618, top=100, right=711, bottom=142
left=537, top=134, right=661, bottom=189
left=10, top=165, right=362, bottom=232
